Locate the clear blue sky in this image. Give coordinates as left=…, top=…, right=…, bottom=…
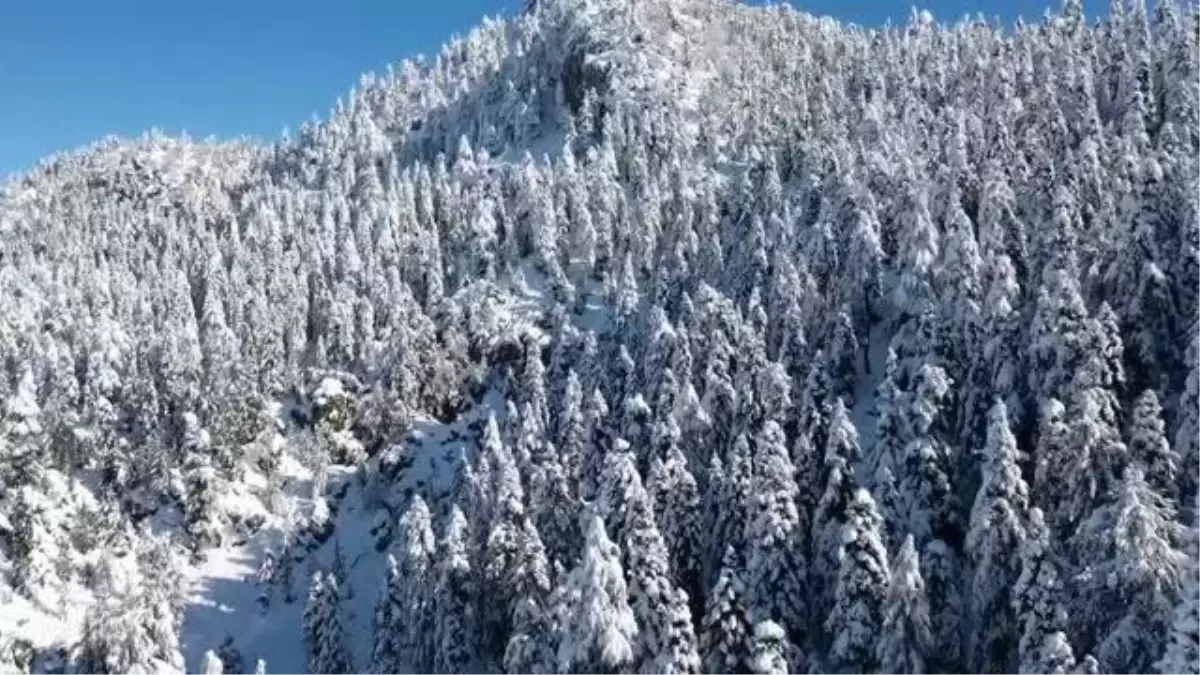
left=0, top=0, right=1104, bottom=177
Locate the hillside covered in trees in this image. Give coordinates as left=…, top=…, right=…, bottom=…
left=0, top=0, right=1197, bottom=672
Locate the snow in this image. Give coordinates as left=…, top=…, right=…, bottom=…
left=312, top=378, right=346, bottom=407
left=178, top=384, right=511, bottom=673
left=850, top=320, right=895, bottom=481
left=0, top=593, right=77, bottom=656
left=493, top=129, right=568, bottom=166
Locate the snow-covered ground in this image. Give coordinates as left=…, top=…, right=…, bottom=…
left=180, top=385, right=511, bottom=674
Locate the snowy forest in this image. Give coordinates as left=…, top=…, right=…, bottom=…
left=0, top=0, right=1198, bottom=672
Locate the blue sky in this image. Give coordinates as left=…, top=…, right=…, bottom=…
left=0, top=0, right=1104, bottom=177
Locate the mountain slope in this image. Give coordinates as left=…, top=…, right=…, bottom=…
left=0, top=0, right=1198, bottom=673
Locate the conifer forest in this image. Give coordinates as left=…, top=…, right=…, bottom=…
left=0, top=0, right=1198, bottom=673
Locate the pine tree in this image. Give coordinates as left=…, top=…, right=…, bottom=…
left=824, top=488, right=890, bottom=674
left=480, top=412, right=529, bottom=658
left=744, top=420, right=807, bottom=643
left=710, top=433, right=753, bottom=581
left=601, top=449, right=700, bottom=673
left=1028, top=266, right=1090, bottom=408
left=893, top=164, right=940, bottom=318
left=749, top=621, right=790, bottom=675
left=920, top=537, right=966, bottom=673
left=966, top=400, right=1029, bottom=673
left=871, top=349, right=906, bottom=552
left=649, top=441, right=703, bottom=616
left=959, top=249, right=1022, bottom=463
left=395, top=495, right=437, bottom=672
left=579, top=387, right=611, bottom=502
left=1051, top=346, right=1129, bottom=536
left=1127, top=389, right=1180, bottom=502
left=1156, top=516, right=1200, bottom=675
left=9, top=485, right=59, bottom=597
left=935, top=185, right=983, bottom=376
left=519, top=334, right=550, bottom=432
left=1072, top=467, right=1188, bottom=672
left=1176, top=332, right=1200, bottom=505
left=896, top=362, right=959, bottom=549
left=876, top=535, right=933, bottom=675
left=1014, top=508, right=1081, bottom=675
left=552, top=514, right=638, bottom=675
left=559, top=369, right=587, bottom=482
left=505, top=594, right=557, bottom=674
left=700, top=547, right=753, bottom=675
left=195, top=649, right=221, bottom=675
left=371, top=554, right=403, bottom=674
left=304, top=571, right=352, bottom=674
left=72, top=535, right=187, bottom=672
left=330, top=539, right=351, bottom=600
left=812, top=398, right=861, bottom=624
left=826, top=310, right=860, bottom=402
left=432, top=506, right=478, bottom=674
left=216, top=637, right=243, bottom=675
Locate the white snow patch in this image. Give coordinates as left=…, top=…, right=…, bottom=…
left=180, top=386, right=511, bottom=673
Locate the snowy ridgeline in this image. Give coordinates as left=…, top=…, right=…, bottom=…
left=1, top=0, right=1199, bottom=673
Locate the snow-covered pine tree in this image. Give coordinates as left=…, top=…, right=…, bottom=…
left=519, top=333, right=550, bottom=433
left=395, top=495, right=437, bottom=673
left=1127, top=389, right=1180, bottom=503
left=824, top=488, right=890, bottom=674
left=649, top=440, right=703, bottom=617
left=577, top=386, right=612, bottom=501
left=506, top=593, right=558, bottom=674
left=599, top=447, right=700, bottom=673
left=744, top=420, right=807, bottom=646
left=896, top=362, right=960, bottom=549
left=876, top=535, right=933, bottom=675
left=1028, top=266, right=1091, bottom=410
left=957, top=248, right=1019, bottom=472
left=552, top=514, right=638, bottom=675
left=886, top=359, right=965, bottom=671
left=709, top=433, right=754, bottom=586
left=330, top=539, right=351, bottom=600
left=526, top=403, right=580, bottom=568
left=700, top=546, right=753, bottom=675
left=559, top=369, right=587, bottom=485
left=431, top=505, right=478, bottom=674
left=9, top=485, right=59, bottom=598
left=871, top=349, right=906, bottom=552
left=1014, top=508, right=1082, bottom=675
left=303, top=571, right=352, bottom=674
left=1156, top=511, right=1199, bottom=675
left=1072, top=466, right=1188, bottom=672
left=811, top=398, right=861, bottom=626
left=202, top=650, right=223, bottom=675
left=1048, top=332, right=1129, bottom=536
left=966, top=400, right=1029, bottom=673
left=371, top=554, right=404, bottom=674
left=502, top=518, right=555, bottom=675
left=934, top=184, right=983, bottom=381
left=76, top=545, right=186, bottom=674
left=1177, top=331, right=1200, bottom=506
left=749, top=620, right=790, bottom=675
left=480, top=411, right=529, bottom=658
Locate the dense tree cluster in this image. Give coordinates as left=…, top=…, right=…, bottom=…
left=0, top=0, right=1196, bottom=672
